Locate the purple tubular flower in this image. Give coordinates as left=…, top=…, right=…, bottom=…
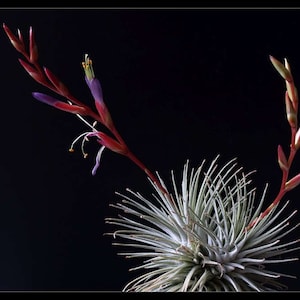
left=85, top=77, right=104, bottom=104
left=32, top=92, right=87, bottom=114
left=32, top=92, right=59, bottom=106
left=82, top=54, right=104, bottom=104
left=82, top=54, right=113, bottom=127
left=86, top=78, right=114, bottom=128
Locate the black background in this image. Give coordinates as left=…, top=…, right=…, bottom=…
left=0, top=7, right=300, bottom=292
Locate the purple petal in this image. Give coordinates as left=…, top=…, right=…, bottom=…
left=85, top=77, right=103, bottom=104
left=32, top=92, right=86, bottom=114
left=92, top=145, right=106, bottom=176
left=32, top=92, right=59, bottom=106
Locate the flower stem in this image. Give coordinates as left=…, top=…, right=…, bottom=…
left=246, top=63, right=299, bottom=230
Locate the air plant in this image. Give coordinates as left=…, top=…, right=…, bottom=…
left=3, top=23, right=300, bottom=291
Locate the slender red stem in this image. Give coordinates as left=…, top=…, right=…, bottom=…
left=246, top=116, right=298, bottom=230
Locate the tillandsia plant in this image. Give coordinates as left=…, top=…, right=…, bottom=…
left=3, top=23, right=300, bottom=292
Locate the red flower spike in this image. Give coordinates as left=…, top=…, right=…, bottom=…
left=3, top=23, right=26, bottom=54
left=3, top=25, right=170, bottom=202
left=285, top=174, right=300, bottom=191
left=29, top=26, right=38, bottom=63
left=43, top=67, right=70, bottom=97
left=277, top=145, right=289, bottom=171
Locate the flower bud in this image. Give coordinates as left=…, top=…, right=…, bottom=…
left=3, top=23, right=25, bottom=54
left=286, top=81, right=298, bottom=111
left=285, top=92, right=297, bottom=128
left=277, top=145, right=289, bottom=171
left=269, top=55, right=293, bottom=82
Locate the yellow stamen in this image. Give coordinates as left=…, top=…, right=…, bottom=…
left=82, top=54, right=95, bottom=80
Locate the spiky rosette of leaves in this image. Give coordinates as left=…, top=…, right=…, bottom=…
left=106, top=156, right=300, bottom=292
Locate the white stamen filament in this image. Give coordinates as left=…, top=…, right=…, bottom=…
left=69, top=131, right=92, bottom=157
left=67, top=100, right=100, bottom=157
left=67, top=100, right=98, bottom=131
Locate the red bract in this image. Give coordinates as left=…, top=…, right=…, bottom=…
left=18, top=59, right=46, bottom=85
left=285, top=91, right=297, bottom=128
left=95, top=101, right=113, bottom=129
left=91, top=131, right=128, bottom=155
left=29, top=26, right=38, bottom=63
left=277, top=145, right=288, bottom=172
left=285, top=174, right=300, bottom=191
left=3, top=23, right=26, bottom=55
left=3, top=24, right=168, bottom=194
left=43, top=67, right=71, bottom=98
